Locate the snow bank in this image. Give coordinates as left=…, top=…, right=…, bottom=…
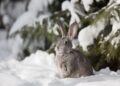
left=0, top=30, right=23, bottom=61
left=0, top=30, right=13, bottom=60
left=78, top=19, right=105, bottom=51
left=0, top=50, right=120, bottom=86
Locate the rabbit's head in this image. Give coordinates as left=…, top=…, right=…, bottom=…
left=55, top=22, right=78, bottom=54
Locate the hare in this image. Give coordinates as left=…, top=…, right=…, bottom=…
left=54, top=21, right=93, bottom=78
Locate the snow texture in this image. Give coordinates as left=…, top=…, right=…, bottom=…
left=0, top=31, right=12, bottom=60
left=3, top=14, right=11, bottom=26
left=0, top=50, right=120, bottom=86
left=62, top=0, right=80, bottom=25
left=0, top=30, right=23, bottom=61
left=81, top=0, right=93, bottom=12
left=116, top=0, right=120, bottom=4
left=111, top=35, right=120, bottom=48
left=28, top=0, right=53, bottom=12
left=0, top=0, right=27, bottom=19
left=9, top=11, right=37, bottom=35
left=105, top=15, right=120, bottom=47
left=78, top=19, right=105, bottom=51
left=110, top=20, right=120, bottom=47
left=9, top=0, right=53, bottom=35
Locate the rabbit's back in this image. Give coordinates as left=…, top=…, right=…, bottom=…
left=55, top=49, right=93, bottom=78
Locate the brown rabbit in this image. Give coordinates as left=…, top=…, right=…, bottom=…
left=55, top=21, right=93, bottom=78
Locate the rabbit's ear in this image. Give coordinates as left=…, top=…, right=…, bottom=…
left=57, top=21, right=67, bottom=37
left=67, top=21, right=78, bottom=39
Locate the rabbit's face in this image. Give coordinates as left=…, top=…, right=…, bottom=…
left=55, top=37, right=72, bottom=54
left=55, top=21, right=78, bottom=55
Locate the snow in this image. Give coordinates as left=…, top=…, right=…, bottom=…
left=105, top=17, right=120, bottom=47
left=7, top=1, right=27, bottom=19
left=116, top=0, right=120, bottom=4
left=78, top=19, right=105, bottom=51
left=0, top=49, right=120, bottom=86
left=3, top=15, right=11, bottom=26
left=28, top=0, right=53, bottom=12
left=111, top=20, right=120, bottom=35
left=9, top=0, right=53, bottom=36
left=0, top=73, right=23, bottom=86
left=108, top=0, right=120, bottom=6
left=111, top=35, right=120, bottom=48
left=0, top=0, right=28, bottom=19
left=9, top=11, right=37, bottom=35
left=52, top=24, right=60, bottom=35
left=10, top=35, right=23, bottom=59
left=81, top=0, right=93, bottom=12
left=0, top=31, right=12, bottom=60
left=62, top=0, right=80, bottom=25
left=37, top=13, right=51, bottom=24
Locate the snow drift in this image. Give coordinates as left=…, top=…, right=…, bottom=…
left=0, top=50, right=120, bottom=86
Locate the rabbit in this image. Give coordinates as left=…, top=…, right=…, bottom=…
left=54, top=21, right=93, bottom=78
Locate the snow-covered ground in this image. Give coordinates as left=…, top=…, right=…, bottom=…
left=0, top=30, right=120, bottom=86
left=0, top=51, right=120, bottom=86
left=0, top=30, right=12, bottom=60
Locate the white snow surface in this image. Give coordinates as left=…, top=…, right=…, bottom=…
left=0, top=50, right=120, bottom=86
left=28, top=0, right=53, bottom=12
left=3, top=15, right=11, bottom=26
left=9, top=11, right=37, bottom=35
left=81, top=0, right=93, bottom=12
left=0, top=31, right=13, bottom=60
left=78, top=19, right=105, bottom=51
left=62, top=0, right=80, bottom=25
left=0, top=0, right=27, bottom=19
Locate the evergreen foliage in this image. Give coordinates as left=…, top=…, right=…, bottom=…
left=84, top=2, right=120, bottom=71
left=18, top=22, right=61, bottom=58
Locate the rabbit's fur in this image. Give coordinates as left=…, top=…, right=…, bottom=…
left=55, top=22, right=93, bottom=78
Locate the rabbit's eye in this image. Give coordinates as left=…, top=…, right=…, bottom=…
left=64, top=40, right=68, bottom=44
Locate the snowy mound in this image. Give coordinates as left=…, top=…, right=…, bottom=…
left=0, top=50, right=120, bottom=86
